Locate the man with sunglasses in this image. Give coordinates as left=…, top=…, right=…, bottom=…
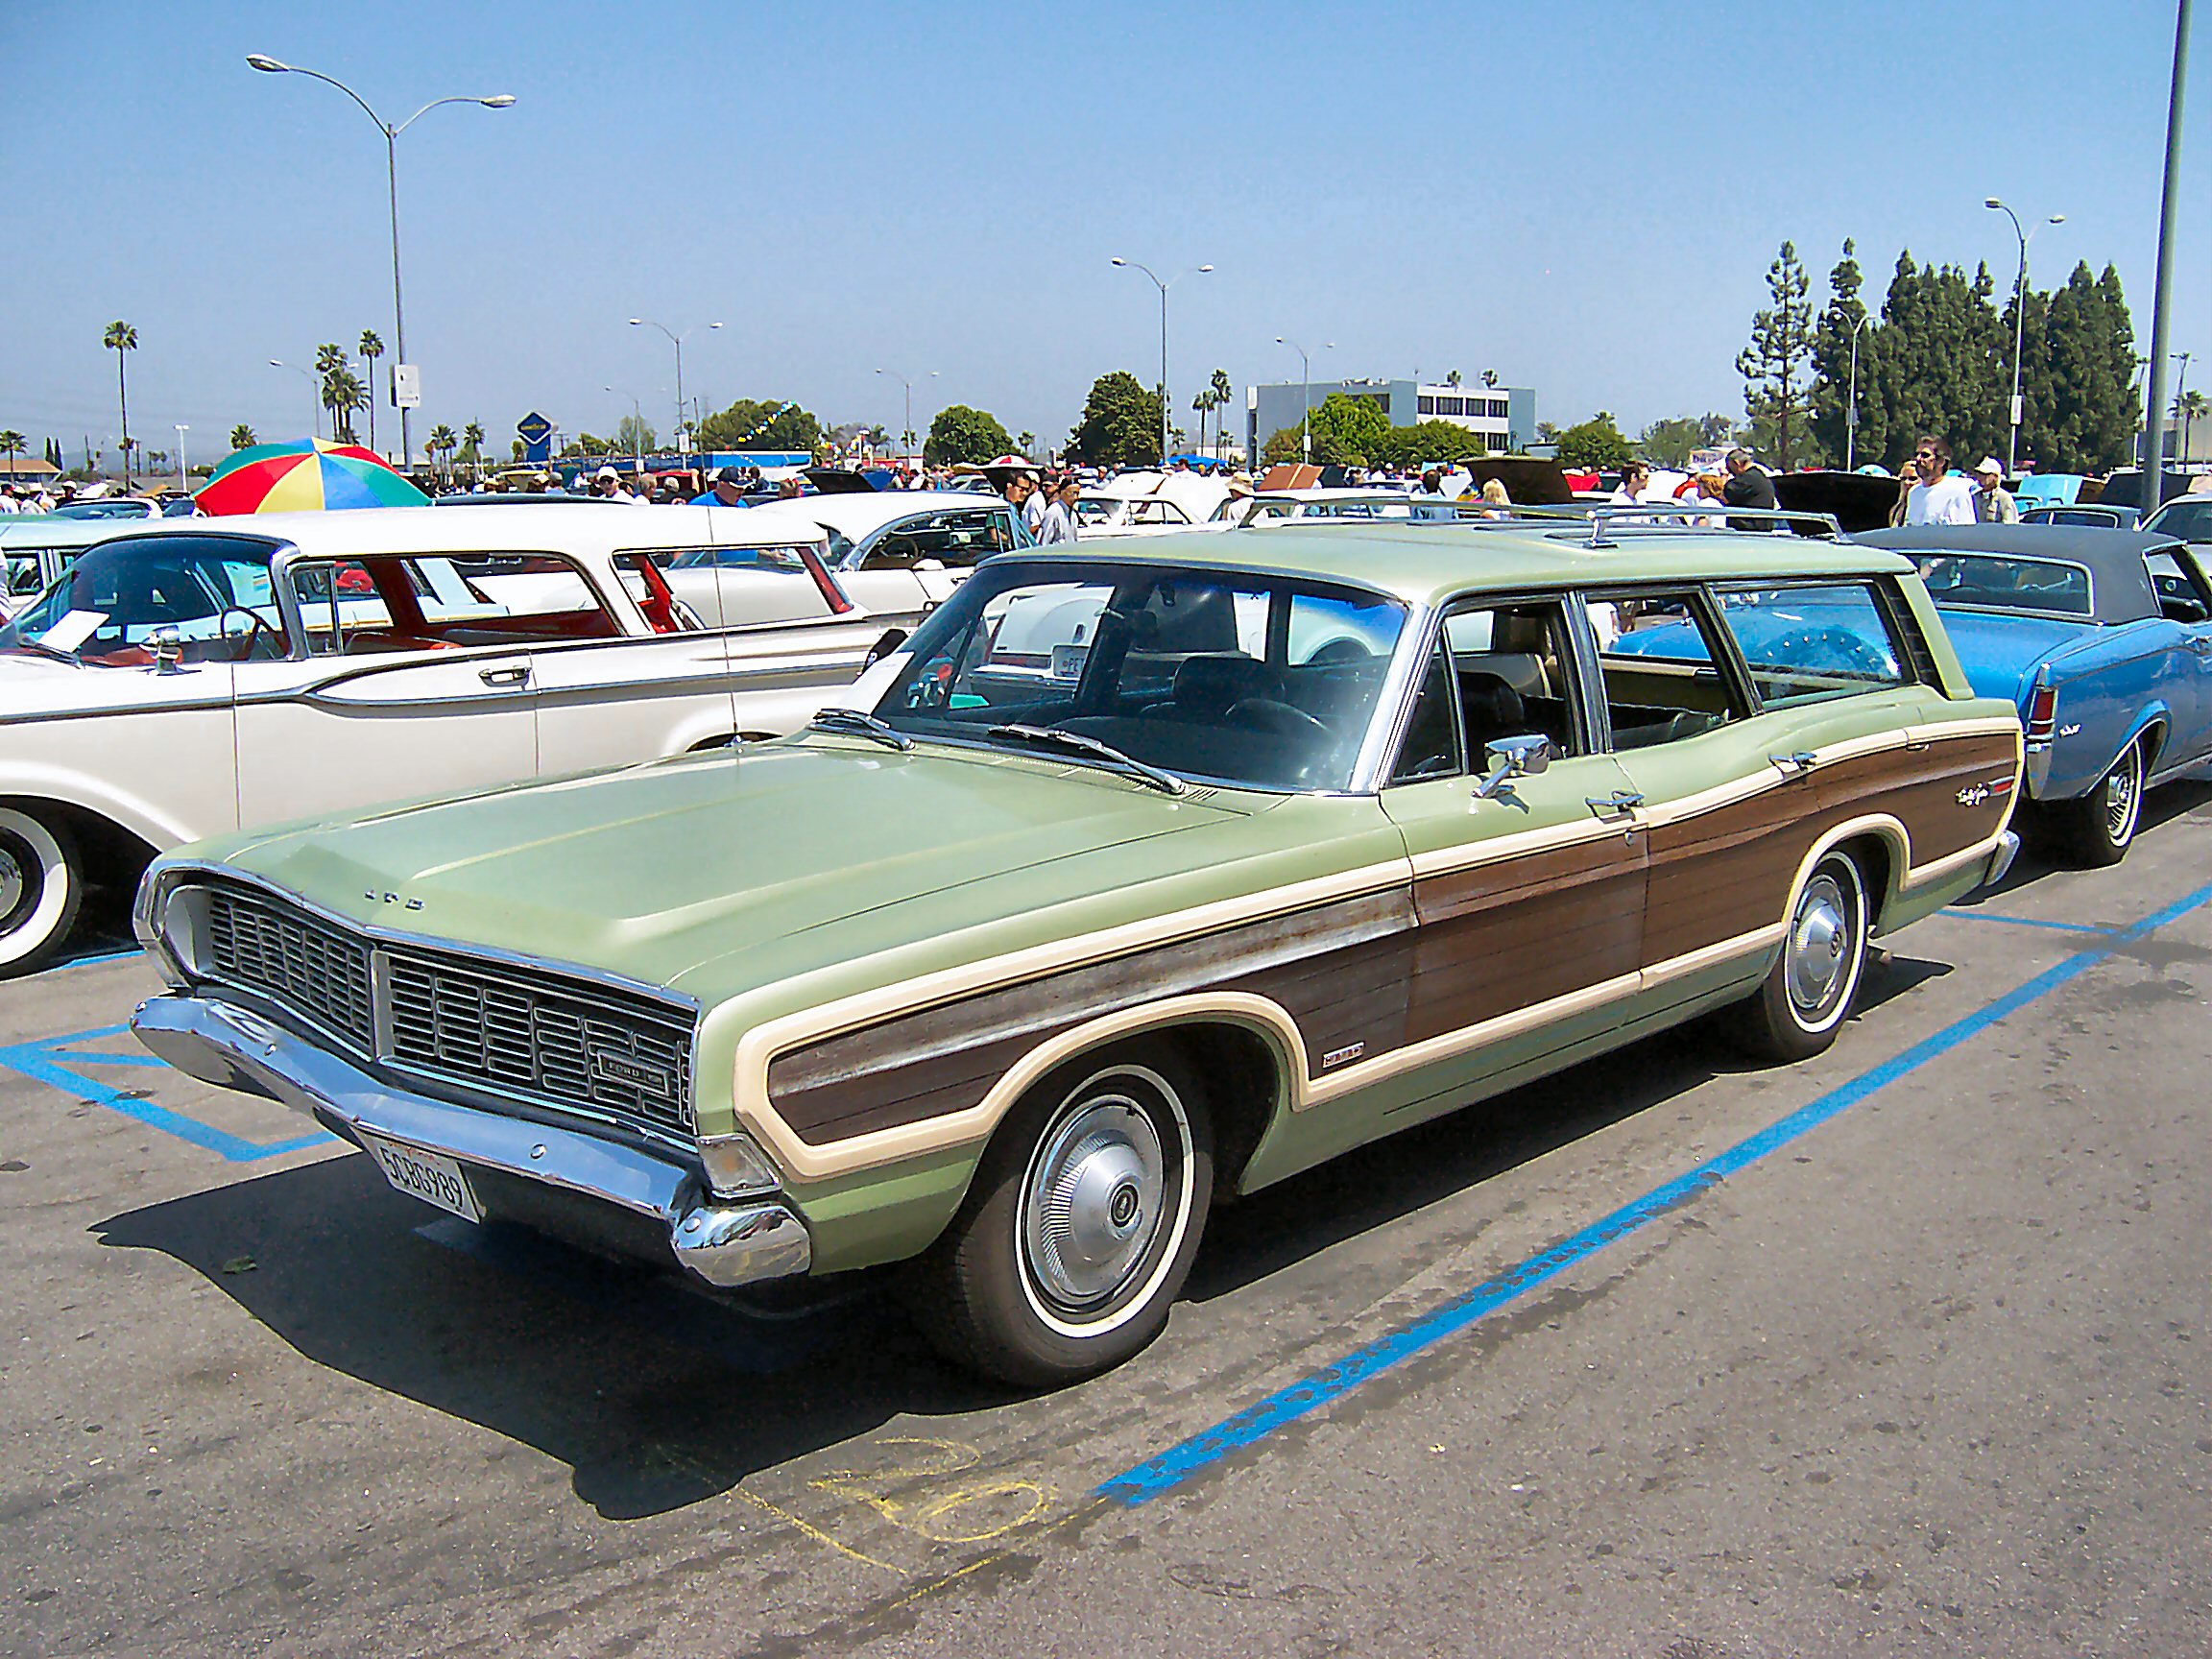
left=1903, top=435, right=1977, bottom=525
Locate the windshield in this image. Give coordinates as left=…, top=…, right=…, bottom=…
left=1913, top=553, right=2092, bottom=617
left=2145, top=500, right=2212, bottom=543
left=866, top=558, right=1408, bottom=791
left=0, top=535, right=286, bottom=664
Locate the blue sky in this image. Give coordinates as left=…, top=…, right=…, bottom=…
left=3, top=0, right=2203, bottom=466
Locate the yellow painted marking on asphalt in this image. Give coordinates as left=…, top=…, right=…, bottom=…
left=740, top=1487, right=902, bottom=1575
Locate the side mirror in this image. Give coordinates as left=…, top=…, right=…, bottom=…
left=863, top=627, right=909, bottom=669
left=150, top=625, right=184, bottom=674
left=1472, top=733, right=1554, bottom=800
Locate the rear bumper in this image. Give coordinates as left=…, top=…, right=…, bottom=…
left=130, top=993, right=811, bottom=1290
left=1979, top=829, right=2023, bottom=890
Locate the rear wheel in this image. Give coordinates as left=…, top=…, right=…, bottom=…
left=1724, top=850, right=1868, bottom=1063
left=0, top=806, right=84, bottom=977
left=905, top=1038, right=1213, bottom=1387
left=2046, top=735, right=2145, bottom=867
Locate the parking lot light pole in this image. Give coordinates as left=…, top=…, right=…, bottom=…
left=1845, top=312, right=1871, bottom=470
left=269, top=359, right=320, bottom=439
left=173, top=423, right=189, bottom=493
left=247, top=56, right=514, bottom=473
left=1274, top=336, right=1334, bottom=464
left=1984, top=197, right=2065, bottom=475
left=1112, top=258, right=1212, bottom=466
left=875, top=368, right=937, bottom=462
left=628, top=319, right=721, bottom=461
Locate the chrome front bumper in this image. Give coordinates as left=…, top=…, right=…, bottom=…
left=131, top=993, right=811, bottom=1290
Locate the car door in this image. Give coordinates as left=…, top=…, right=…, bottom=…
left=846, top=506, right=1022, bottom=620
left=233, top=554, right=536, bottom=827
left=2142, top=546, right=2212, bottom=767
left=1376, top=599, right=1647, bottom=1109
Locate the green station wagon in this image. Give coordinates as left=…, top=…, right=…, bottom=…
left=132, top=524, right=2024, bottom=1384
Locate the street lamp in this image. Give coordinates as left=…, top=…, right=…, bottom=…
left=629, top=319, right=721, bottom=461
left=875, top=368, right=937, bottom=462
left=1984, top=197, right=2065, bottom=475
left=247, top=54, right=515, bottom=471
left=268, top=358, right=320, bottom=439
left=1274, top=336, right=1334, bottom=464
left=173, top=423, right=189, bottom=493
left=1111, top=257, right=1213, bottom=466
left=1845, top=312, right=1872, bottom=469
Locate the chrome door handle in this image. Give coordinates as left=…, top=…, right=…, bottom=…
left=478, top=664, right=531, bottom=687
left=1586, top=789, right=1644, bottom=816
left=2190, top=636, right=2212, bottom=655
left=1769, top=750, right=1817, bottom=778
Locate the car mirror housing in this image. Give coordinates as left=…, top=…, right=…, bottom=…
left=1473, top=733, right=1553, bottom=799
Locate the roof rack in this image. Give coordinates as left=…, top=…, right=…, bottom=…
left=1427, top=502, right=1845, bottom=544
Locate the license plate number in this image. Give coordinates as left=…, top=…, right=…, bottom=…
left=361, top=1133, right=482, bottom=1223
left=1049, top=643, right=1089, bottom=683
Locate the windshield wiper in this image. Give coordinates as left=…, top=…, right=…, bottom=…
left=806, top=707, right=912, bottom=752
left=2, top=636, right=84, bottom=668
left=987, top=723, right=1186, bottom=795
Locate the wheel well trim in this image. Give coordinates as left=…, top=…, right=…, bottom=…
left=0, top=775, right=182, bottom=858
left=735, top=992, right=1309, bottom=1184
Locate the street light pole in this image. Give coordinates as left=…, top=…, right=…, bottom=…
left=875, top=368, right=936, bottom=463
left=269, top=359, right=320, bottom=439
left=2139, top=0, right=2192, bottom=514
left=1984, top=197, right=2066, bottom=475
left=247, top=55, right=514, bottom=474
left=1845, top=312, right=1871, bottom=470
left=1274, top=336, right=1334, bottom=464
left=629, top=319, right=722, bottom=461
left=1111, top=257, right=1213, bottom=466
left=173, top=423, right=189, bottom=493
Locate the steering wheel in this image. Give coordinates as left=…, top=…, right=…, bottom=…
left=1226, top=697, right=1331, bottom=738
left=1763, top=626, right=1891, bottom=680
left=1307, top=637, right=1373, bottom=665
left=219, top=606, right=274, bottom=662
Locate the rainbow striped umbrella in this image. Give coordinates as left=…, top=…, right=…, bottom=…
left=196, top=439, right=429, bottom=515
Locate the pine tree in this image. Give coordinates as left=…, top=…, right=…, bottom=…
left=1808, top=240, right=1874, bottom=467
left=1736, top=242, right=1817, bottom=469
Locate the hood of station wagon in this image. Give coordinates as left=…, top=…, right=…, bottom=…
left=205, top=737, right=1270, bottom=997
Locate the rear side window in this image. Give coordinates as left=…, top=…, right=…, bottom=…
left=1714, top=581, right=1911, bottom=709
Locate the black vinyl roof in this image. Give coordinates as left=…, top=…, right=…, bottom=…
left=1857, top=522, right=2191, bottom=624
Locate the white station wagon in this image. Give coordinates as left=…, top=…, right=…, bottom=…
left=0, top=504, right=888, bottom=972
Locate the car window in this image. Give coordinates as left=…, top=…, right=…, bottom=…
left=1390, top=600, right=1582, bottom=785
left=1914, top=553, right=2092, bottom=617
left=1591, top=589, right=1744, bottom=749
left=0, top=535, right=287, bottom=663
left=292, top=551, right=619, bottom=654
left=871, top=561, right=1407, bottom=792
left=2144, top=549, right=2212, bottom=623
left=2144, top=500, right=2212, bottom=542
left=862, top=509, right=1015, bottom=571
left=1713, top=581, right=1912, bottom=709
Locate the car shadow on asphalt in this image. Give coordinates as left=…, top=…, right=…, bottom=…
left=88, top=953, right=1953, bottom=1523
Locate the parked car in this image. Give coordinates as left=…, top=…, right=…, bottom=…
left=1214, top=488, right=1432, bottom=526
left=1859, top=523, right=2212, bottom=863
left=731, top=490, right=1031, bottom=629
left=133, top=524, right=2020, bottom=1385
left=0, top=504, right=887, bottom=972
left=44, top=496, right=162, bottom=521
left=1074, top=470, right=1233, bottom=538
left=0, top=516, right=141, bottom=618
left=2141, top=492, right=2212, bottom=546
left=2021, top=503, right=2143, bottom=530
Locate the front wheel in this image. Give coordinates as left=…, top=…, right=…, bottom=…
left=0, top=805, right=84, bottom=977
left=1724, top=851, right=1869, bottom=1063
left=905, top=1039, right=1213, bottom=1387
left=2045, top=735, right=2145, bottom=867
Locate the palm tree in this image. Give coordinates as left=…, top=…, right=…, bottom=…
left=427, top=422, right=459, bottom=484
left=1209, top=368, right=1233, bottom=460
left=325, top=369, right=368, bottom=445
left=229, top=423, right=257, bottom=451
left=1445, top=369, right=1462, bottom=388
left=358, top=330, right=385, bottom=457
left=1017, top=429, right=1035, bottom=460
left=2178, top=389, right=2209, bottom=465
left=103, top=320, right=137, bottom=484
left=461, top=420, right=485, bottom=482
left=0, top=431, right=25, bottom=478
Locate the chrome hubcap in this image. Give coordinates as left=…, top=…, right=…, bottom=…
left=0, top=846, right=23, bottom=918
left=2104, top=749, right=2141, bottom=843
left=1022, top=1095, right=1166, bottom=1312
left=1787, top=873, right=1852, bottom=1017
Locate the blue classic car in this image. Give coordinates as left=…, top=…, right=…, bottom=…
left=1858, top=524, right=2212, bottom=864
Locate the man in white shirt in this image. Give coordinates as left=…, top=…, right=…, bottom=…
left=1037, top=476, right=1079, bottom=544
left=1609, top=460, right=1653, bottom=504
left=1904, top=435, right=1978, bottom=525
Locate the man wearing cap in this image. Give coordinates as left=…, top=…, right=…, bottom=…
left=1971, top=457, right=2019, bottom=523
left=691, top=465, right=752, bottom=508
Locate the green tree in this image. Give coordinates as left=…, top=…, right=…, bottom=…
left=613, top=414, right=658, bottom=458
left=2033, top=262, right=2139, bottom=473
left=2177, top=390, right=2209, bottom=464
left=102, top=320, right=137, bottom=484
left=1637, top=414, right=1737, bottom=469
left=1807, top=239, right=1874, bottom=467
left=228, top=423, right=257, bottom=450
left=461, top=420, right=485, bottom=480
left=0, top=431, right=24, bottom=473
left=325, top=369, right=367, bottom=444
left=1554, top=411, right=1636, bottom=469
left=1066, top=372, right=1165, bottom=468
left=1737, top=241, right=1817, bottom=469
left=1369, top=421, right=1488, bottom=469
left=923, top=403, right=1014, bottom=467
left=1210, top=368, right=1234, bottom=459
left=697, top=397, right=823, bottom=453
left=1016, top=429, right=1035, bottom=459
left=426, top=422, right=459, bottom=481
left=1260, top=392, right=1391, bottom=467
left=358, top=330, right=385, bottom=456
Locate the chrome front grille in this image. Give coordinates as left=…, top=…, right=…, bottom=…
left=204, top=886, right=374, bottom=1049
left=192, top=881, right=697, bottom=1144
left=387, top=952, right=695, bottom=1137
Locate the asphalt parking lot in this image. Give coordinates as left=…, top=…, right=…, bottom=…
left=5, top=791, right=2210, bottom=1659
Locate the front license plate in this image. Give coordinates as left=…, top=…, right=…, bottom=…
left=360, top=1132, right=483, bottom=1224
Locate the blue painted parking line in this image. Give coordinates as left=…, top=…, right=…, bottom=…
left=415, top=1216, right=874, bottom=1374
left=0, top=1023, right=329, bottom=1162
left=1100, top=878, right=2212, bottom=1506
left=49, top=943, right=146, bottom=971
left=1941, top=909, right=2116, bottom=936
